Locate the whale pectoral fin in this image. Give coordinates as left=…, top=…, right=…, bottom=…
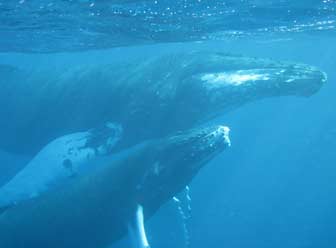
left=127, top=204, right=151, bottom=248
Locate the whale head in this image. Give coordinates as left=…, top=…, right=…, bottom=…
left=137, top=125, right=230, bottom=210
left=172, top=52, right=327, bottom=118
left=161, top=125, right=231, bottom=171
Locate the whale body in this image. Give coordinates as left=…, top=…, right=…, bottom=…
left=0, top=52, right=326, bottom=155
left=0, top=125, right=231, bottom=248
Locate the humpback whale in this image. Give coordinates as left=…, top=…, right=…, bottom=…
left=0, top=125, right=231, bottom=248
left=0, top=52, right=326, bottom=155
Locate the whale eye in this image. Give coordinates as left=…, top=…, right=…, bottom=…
left=63, top=159, right=73, bottom=170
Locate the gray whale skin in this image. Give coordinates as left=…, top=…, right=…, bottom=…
left=0, top=125, right=230, bottom=248
left=0, top=52, right=326, bottom=154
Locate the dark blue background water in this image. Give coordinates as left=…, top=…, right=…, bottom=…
left=1, top=1, right=336, bottom=247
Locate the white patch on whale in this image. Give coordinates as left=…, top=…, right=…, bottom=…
left=206, top=126, right=231, bottom=147
left=0, top=122, right=122, bottom=208
left=201, top=69, right=270, bottom=87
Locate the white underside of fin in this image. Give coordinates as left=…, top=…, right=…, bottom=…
left=127, top=204, right=150, bottom=248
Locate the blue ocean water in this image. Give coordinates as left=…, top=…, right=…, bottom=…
left=0, top=1, right=336, bottom=248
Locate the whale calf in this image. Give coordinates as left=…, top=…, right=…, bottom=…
left=0, top=52, right=326, bottom=154
left=0, top=125, right=231, bottom=248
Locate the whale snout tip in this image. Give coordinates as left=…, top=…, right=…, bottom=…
left=218, top=126, right=231, bottom=146
left=211, top=125, right=231, bottom=147
left=297, top=68, right=327, bottom=97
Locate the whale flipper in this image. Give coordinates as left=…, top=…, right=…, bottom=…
left=128, top=205, right=150, bottom=248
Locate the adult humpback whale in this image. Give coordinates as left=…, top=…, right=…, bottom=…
left=0, top=52, right=326, bottom=154
left=0, top=125, right=231, bottom=248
